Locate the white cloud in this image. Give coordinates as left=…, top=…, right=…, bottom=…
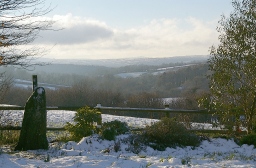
left=35, top=14, right=113, bottom=44
left=35, top=14, right=219, bottom=59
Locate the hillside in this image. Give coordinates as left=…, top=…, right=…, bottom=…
left=1, top=56, right=210, bottom=107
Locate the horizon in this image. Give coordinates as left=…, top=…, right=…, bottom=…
left=40, top=54, right=209, bottom=61
left=34, top=55, right=209, bottom=68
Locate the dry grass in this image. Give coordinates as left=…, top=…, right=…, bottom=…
left=0, top=130, right=20, bottom=146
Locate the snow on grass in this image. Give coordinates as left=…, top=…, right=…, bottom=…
left=0, top=110, right=158, bottom=128
left=1, top=135, right=256, bottom=167
left=102, top=114, right=158, bottom=128
left=0, top=110, right=255, bottom=167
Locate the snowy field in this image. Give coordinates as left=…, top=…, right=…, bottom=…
left=0, top=110, right=221, bottom=130
left=0, top=110, right=255, bottom=167
left=0, top=110, right=159, bottom=128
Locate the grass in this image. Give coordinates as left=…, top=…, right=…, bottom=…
left=0, top=129, right=73, bottom=153
left=47, top=130, right=72, bottom=143
left=0, top=130, right=20, bottom=146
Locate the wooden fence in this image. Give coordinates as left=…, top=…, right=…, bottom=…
left=0, top=104, right=246, bottom=134
left=0, top=105, right=211, bottom=128
left=95, top=105, right=212, bottom=117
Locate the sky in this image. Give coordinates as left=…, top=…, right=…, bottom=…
left=34, top=0, right=234, bottom=60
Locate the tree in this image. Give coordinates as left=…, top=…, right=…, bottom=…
left=206, top=0, right=256, bottom=133
left=0, top=0, right=53, bottom=68
left=126, top=92, right=163, bottom=108
left=0, top=0, right=53, bottom=105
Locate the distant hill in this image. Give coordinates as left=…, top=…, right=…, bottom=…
left=30, top=55, right=208, bottom=76
left=38, top=55, right=209, bottom=67
left=0, top=55, right=209, bottom=86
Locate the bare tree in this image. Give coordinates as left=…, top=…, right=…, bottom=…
left=0, top=0, right=53, bottom=68
left=0, top=0, right=54, bottom=104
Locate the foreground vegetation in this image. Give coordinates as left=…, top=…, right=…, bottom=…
left=0, top=106, right=255, bottom=154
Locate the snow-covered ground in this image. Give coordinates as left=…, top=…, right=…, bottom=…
left=0, top=110, right=255, bottom=167
left=1, top=110, right=222, bottom=129
left=13, top=79, right=71, bottom=90
left=0, top=110, right=158, bottom=128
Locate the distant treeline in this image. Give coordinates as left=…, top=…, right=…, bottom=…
left=1, top=62, right=209, bottom=109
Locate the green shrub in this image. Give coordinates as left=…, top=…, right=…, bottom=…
left=100, top=120, right=129, bottom=140
left=142, top=117, right=200, bottom=150
left=240, top=134, right=256, bottom=147
left=101, top=128, right=116, bottom=141
left=65, top=106, right=102, bottom=141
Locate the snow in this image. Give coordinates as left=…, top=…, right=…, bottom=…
left=0, top=104, right=20, bottom=107
left=36, top=87, right=44, bottom=94
left=0, top=110, right=256, bottom=167
left=156, top=64, right=196, bottom=71
left=13, top=79, right=71, bottom=90
left=115, top=72, right=146, bottom=78
left=0, top=110, right=158, bottom=128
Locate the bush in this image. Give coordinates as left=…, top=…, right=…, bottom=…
left=142, top=117, right=200, bottom=150
left=240, top=134, right=256, bottom=147
left=100, top=120, right=129, bottom=140
left=252, top=120, right=256, bottom=133
left=101, top=128, right=116, bottom=141
left=65, top=106, right=102, bottom=141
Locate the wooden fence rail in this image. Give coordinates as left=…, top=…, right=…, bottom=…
left=0, top=105, right=212, bottom=113
left=0, top=105, right=211, bottom=129
left=0, top=106, right=82, bottom=111
left=0, top=126, right=65, bottom=131
left=0, top=105, right=214, bottom=119
left=95, top=106, right=212, bottom=114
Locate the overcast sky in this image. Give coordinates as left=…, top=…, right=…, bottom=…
left=36, top=0, right=233, bottom=60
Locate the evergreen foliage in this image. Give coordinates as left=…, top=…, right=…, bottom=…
left=65, top=107, right=102, bottom=141
left=240, top=133, right=256, bottom=147
left=100, top=120, right=129, bottom=140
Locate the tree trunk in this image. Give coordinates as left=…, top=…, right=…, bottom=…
left=15, top=87, right=48, bottom=151
left=247, top=95, right=256, bottom=134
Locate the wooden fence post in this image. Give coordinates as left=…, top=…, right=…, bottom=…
left=32, top=75, right=37, bottom=91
